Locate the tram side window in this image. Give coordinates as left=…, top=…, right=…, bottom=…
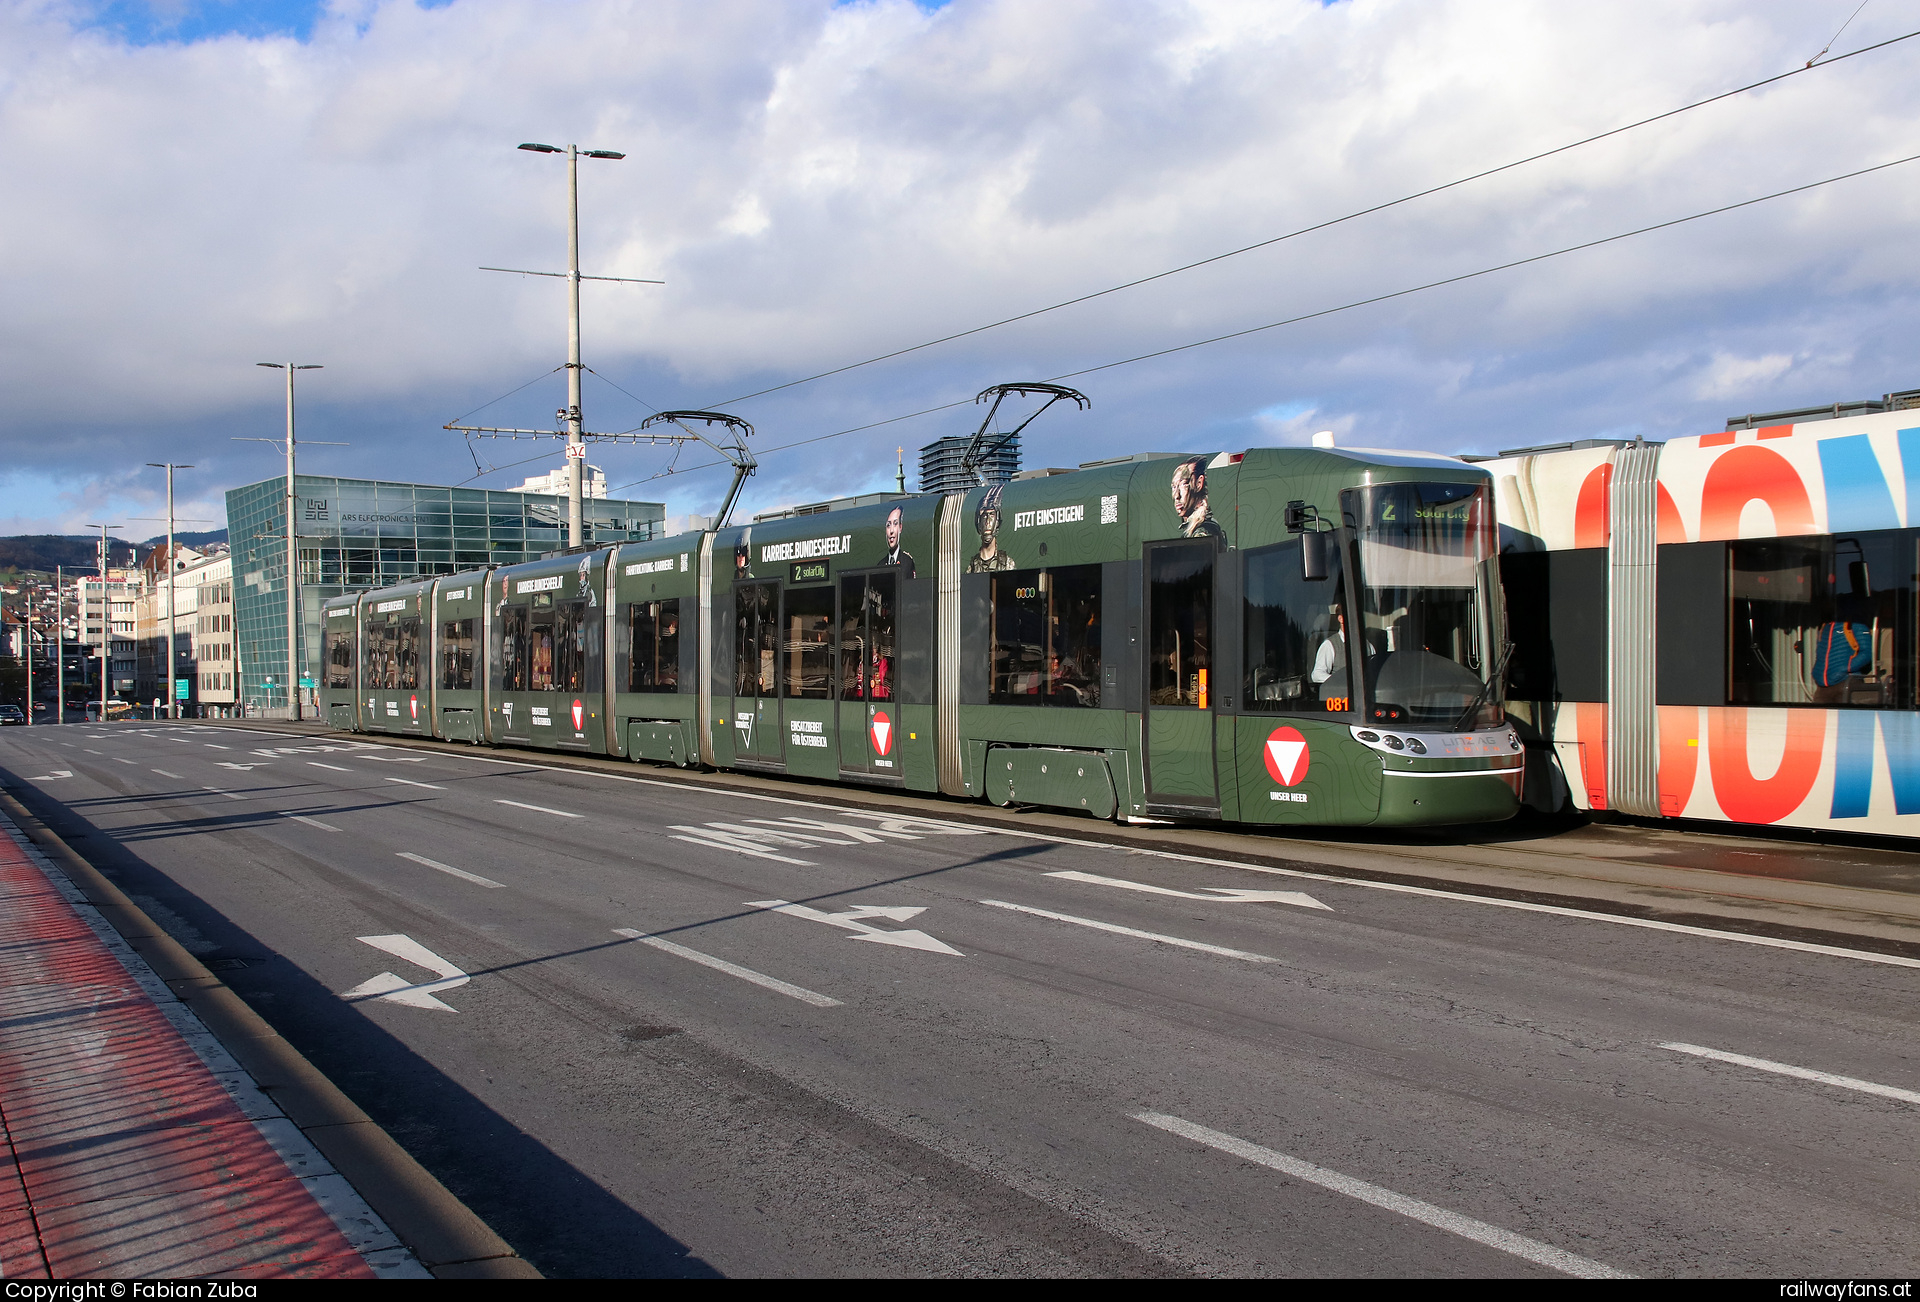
left=501, top=605, right=530, bottom=692
left=396, top=616, right=421, bottom=691
left=1149, top=547, right=1212, bottom=707
left=840, top=574, right=898, bottom=701
left=783, top=587, right=834, bottom=700
left=368, top=619, right=397, bottom=689
left=1244, top=540, right=1351, bottom=715
left=628, top=600, right=680, bottom=693
left=736, top=584, right=776, bottom=697
left=1728, top=533, right=1913, bottom=708
left=529, top=594, right=556, bottom=691
left=440, top=618, right=474, bottom=690
left=988, top=565, right=1101, bottom=706
left=326, top=626, right=354, bottom=689
left=553, top=599, right=587, bottom=692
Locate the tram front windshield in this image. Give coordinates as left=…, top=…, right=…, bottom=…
left=1348, top=481, right=1500, bottom=730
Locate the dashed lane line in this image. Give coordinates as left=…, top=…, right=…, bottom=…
left=496, top=799, right=580, bottom=819
left=397, top=852, right=504, bottom=889
left=308, top=762, right=352, bottom=772
left=386, top=777, right=446, bottom=791
left=152, top=770, right=183, bottom=779
left=1658, top=1042, right=1920, bottom=1106
left=203, top=787, right=246, bottom=801
left=280, top=812, right=342, bottom=832
left=1133, top=1112, right=1631, bottom=1279
left=612, top=928, right=842, bottom=1007
left=979, top=899, right=1277, bottom=964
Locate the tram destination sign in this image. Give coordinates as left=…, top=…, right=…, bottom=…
left=790, top=560, right=830, bottom=585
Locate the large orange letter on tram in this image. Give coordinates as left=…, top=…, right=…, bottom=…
left=1706, top=708, right=1824, bottom=824
left=1697, top=446, right=1815, bottom=541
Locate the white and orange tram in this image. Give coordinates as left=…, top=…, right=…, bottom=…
left=1482, top=389, right=1920, bottom=837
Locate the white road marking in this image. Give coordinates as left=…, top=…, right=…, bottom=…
left=746, top=899, right=964, bottom=956
left=219, top=727, right=1919, bottom=969
left=1046, top=869, right=1329, bottom=911
left=1658, top=1042, right=1920, bottom=1105
left=385, top=777, right=446, bottom=790
left=1133, top=1112, right=1630, bottom=1279
left=361, top=755, right=426, bottom=762
left=203, top=787, right=245, bottom=801
left=205, top=744, right=230, bottom=750
left=980, top=899, right=1276, bottom=964
left=613, top=928, right=843, bottom=1007
left=281, top=813, right=342, bottom=832
left=27, top=771, right=73, bottom=780
left=218, top=761, right=268, bottom=771
left=670, top=833, right=814, bottom=865
left=84, top=749, right=101, bottom=754
left=397, top=852, right=504, bottom=889
left=496, top=798, right=580, bottom=818
left=152, top=769, right=184, bottom=779
left=112, top=757, right=135, bottom=765
left=341, top=934, right=472, bottom=1011
left=308, top=762, right=352, bottom=772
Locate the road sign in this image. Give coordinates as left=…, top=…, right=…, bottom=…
left=299, top=677, right=315, bottom=688
left=174, top=679, right=189, bottom=700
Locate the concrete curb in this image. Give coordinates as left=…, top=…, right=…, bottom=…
left=0, top=783, right=541, bottom=1280
left=217, top=717, right=1920, bottom=963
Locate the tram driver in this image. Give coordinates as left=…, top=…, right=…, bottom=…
left=1311, top=609, right=1349, bottom=701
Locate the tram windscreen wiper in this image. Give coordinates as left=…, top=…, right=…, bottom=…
left=1451, top=642, right=1514, bottom=732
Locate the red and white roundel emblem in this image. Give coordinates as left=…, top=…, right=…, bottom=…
left=571, top=698, right=585, bottom=730
left=1263, top=725, right=1310, bottom=787
left=870, top=710, right=893, bottom=756
left=408, top=694, right=418, bottom=720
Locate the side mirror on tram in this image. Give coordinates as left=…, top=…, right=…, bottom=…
left=1301, top=530, right=1331, bottom=582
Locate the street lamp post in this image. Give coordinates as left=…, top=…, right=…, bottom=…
left=86, top=524, right=122, bottom=722
left=54, top=565, right=62, bottom=725
left=145, top=463, right=194, bottom=719
left=512, top=142, right=625, bottom=549
left=250, top=364, right=326, bottom=720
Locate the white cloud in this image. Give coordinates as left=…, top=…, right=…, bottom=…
left=3, top=0, right=1920, bottom=528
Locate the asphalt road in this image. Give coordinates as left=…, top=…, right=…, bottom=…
left=2, top=721, right=1915, bottom=1278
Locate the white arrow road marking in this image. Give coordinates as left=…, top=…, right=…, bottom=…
left=747, top=899, right=964, bottom=956
left=397, top=852, right=504, bottom=889
left=613, top=928, right=842, bottom=1007
left=1658, top=1042, right=1920, bottom=1105
left=28, top=771, right=73, bottom=780
left=1045, top=869, right=1329, bottom=911
left=342, top=934, right=472, bottom=1011
left=280, top=812, right=342, bottom=832
left=496, top=798, right=580, bottom=818
left=217, top=761, right=268, bottom=771
left=980, top=900, right=1277, bottom=964
left=1132, top=1113, right=1630, bottom=1279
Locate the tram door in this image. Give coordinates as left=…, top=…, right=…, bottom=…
left=838, top=573, right=899, bottom=779
left=1144, top=541, right=1220, bottom=812
left=733, top=582, right=781, bottom=763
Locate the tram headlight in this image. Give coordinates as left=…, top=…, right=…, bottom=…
left=1384, top=736, right=1405, bottom=751
left=1406, top=738, right=1426, bottom=755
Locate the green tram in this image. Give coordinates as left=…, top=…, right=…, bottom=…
left=322, top=446, right=1523, bottom=827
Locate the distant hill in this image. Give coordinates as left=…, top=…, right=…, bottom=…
left=0, top=530, right=227, bottom=576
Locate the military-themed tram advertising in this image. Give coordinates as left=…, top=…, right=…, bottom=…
left=322, top=444, right=1525, bottom=828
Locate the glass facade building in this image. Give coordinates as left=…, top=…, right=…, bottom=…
left=226, top=474, right=664, bottom=715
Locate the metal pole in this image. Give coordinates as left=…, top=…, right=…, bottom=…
left=566, top=144, right=585, bottom=550
left=54, top=566, right=62, bottom=725
left=165, top=467, right=177, bottom=719
left=23, top=587, right=32, bottom=727
left=285, top=365, right=300, bottom=721
left=98, top=528, right=109, bottom=723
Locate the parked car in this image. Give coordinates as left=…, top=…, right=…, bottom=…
left=0, top=705, right=24, bottom=726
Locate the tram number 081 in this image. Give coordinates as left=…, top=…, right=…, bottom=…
left=1324, top=697, right=1350, bottom=712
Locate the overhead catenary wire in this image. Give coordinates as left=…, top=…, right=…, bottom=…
left=611, top=148, right=1920, bottom=495
left=695, top=27, right=1920, bottom=412
left=1809, top=0, right=1874, bottom=66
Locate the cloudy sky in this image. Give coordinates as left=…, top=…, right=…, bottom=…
left=4, top=0, right=1919, bottom=536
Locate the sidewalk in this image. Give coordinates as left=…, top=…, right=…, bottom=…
left=0, top=809, right=425, bottom=1278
